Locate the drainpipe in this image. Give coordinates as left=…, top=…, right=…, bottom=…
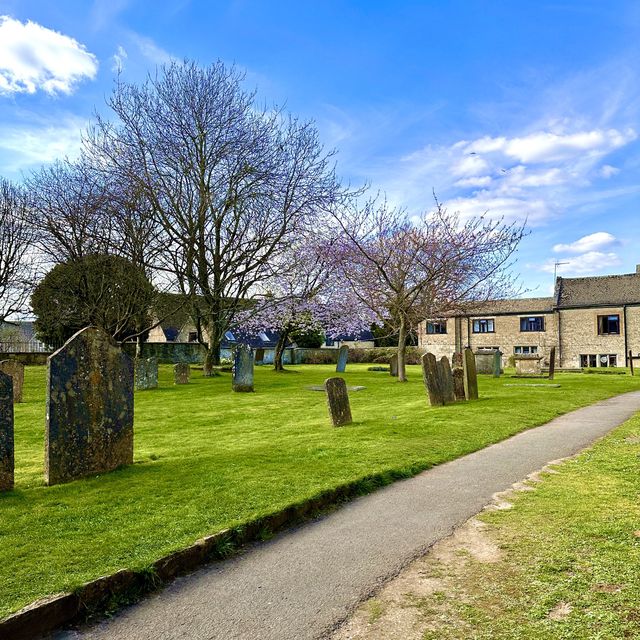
left=624, top=305, right=629, bottom=366
left=557, top=310, right=562, bottom=367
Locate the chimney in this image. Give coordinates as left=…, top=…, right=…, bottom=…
left=637, top=265, right=640, bottom=274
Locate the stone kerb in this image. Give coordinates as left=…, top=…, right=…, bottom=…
left=0, top=371, right=14, bottom=491
left=324, top=377, right=352, bottom=426
left=45, top=327, right=134, bottom=486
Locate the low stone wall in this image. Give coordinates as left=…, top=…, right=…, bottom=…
left=122, top=342, right=206, bottom=364
left=0, top=352, right=50, bottom=366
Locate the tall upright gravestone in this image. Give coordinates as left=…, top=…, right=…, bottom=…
left=463, top=347, right=479, bottom=400
left=548, top=346, right=557, bottom=380
left=0, top=371, right=14, bottom=491
left=233, top=344, right=254, bottom=392
left=45, top=327, right=134, bottom=486
left=336, top=345, right=349, bottom=373
left=438, top=356, right=456, bottom=404
left=389, top=354, right=399, bottom=377
left=492, top=350, right=502, bottom=378
left=452, top=352, right=466, bottom=401
left=0, top=360, right=24, bottom=403
left=325, top=377, right=352, bottom=427
left=421, top=353, right=444, bottom=406
left=135, top=357, right=158, bottom=390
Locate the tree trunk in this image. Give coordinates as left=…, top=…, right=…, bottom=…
left=397, top=319, right=408, bottom=382
left=204, top=337, right=221, bottom=375
left=274, top=328, right=289, bottom=371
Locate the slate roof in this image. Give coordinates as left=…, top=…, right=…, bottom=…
left=458, top=296, right=555, bottom=317
left=555, top=272, right=640, bottom=308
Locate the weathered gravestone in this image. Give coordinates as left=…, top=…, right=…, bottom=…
left=255, top=348, right=265, bottom=365
left=452, top=352, right=466, bottom=401
left=233, top=344, right=254, bottom=392
left=474, top=350, right=496, bottom=375
left=324, top=377, right=352, bottom=427
left=174, top=362, right=190, bottom=384
left=0, top=359, right=24, bottom=403
left=421, top=353, right=444, bottom=406
left=0, top=371, right=14, bottom=492
left=389, top=354, right=398, bottom=377
left=548, top=346, right=557, bottom=380
left=438, top=356, right=456, bottom=404
left=336, top=345, right=349, bottom=373
left=493, top=350, right=503, bottom=378
left=134, top=357, right=158, bottom=390
left=45, top=327, right=134, bottom=486
left=463, top=347, right=478, bottom=400
left=514, top=355, right=542, bottom=376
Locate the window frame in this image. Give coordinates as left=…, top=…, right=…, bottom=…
left=597, top=314, right=620, bottom=335
left=519, top=316, right=545, bottom=332
left=426, top=320, right=447, bottom=335
left=472, top=318, right=495, bottom=334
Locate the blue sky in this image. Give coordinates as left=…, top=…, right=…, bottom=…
left=1, top=1, right=640, bottom=296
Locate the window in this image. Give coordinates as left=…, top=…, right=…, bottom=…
left=224, top=330, right=236, bottom=342
left=187, top=331, right=198, bottom=343
left=514, top=346, right=538, bottom=355
left=472, top=318, right=495, bottom=333
left=520, top=316, right=545, bottom=332
left=597, top=314, right=620, bottom=335
left=426, top=321, right=447, bottom=334
left=479, top=346, right=500, bottom=351
left=580, top=353, right=617, bottom=367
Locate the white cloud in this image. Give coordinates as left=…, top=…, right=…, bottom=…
left=540, top=251, right=622, bottom=275
left=0, top=16, right=98, bottom=95
left=129, top=33, right=174, bottom=64
left=111, top=45, right=128, bottom=72
left=553, top=232, right=619, bottom=254
left=599, top=164, right=619, bottom=178
left=454, top=175, right=492, bottom=188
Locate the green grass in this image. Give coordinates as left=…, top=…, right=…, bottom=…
left=1, top=364, right=639, bottom=619
left=418, top=412, right=640, bottom=639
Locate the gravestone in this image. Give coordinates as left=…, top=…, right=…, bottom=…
left=0, top=371, right=13, bottom=492
left=463, top=347, right=478, bottom=400
left=548, top=346, right=556, bottom=380
left=421, top=353, right=444, bottom=406
left=438, top=356, right=456, bottom=404
left=336, top=345, right=349, bottom=373
left=452, top=351, right=466, bottom=401
left=255, top=348, right=265, bottom=365
left=233, top=344, right=254, bottom=392
left=474, top=350, right=495, bottom=375
left=389, top=354, right=398, bottom=377
left=203, top=360, right=213, bottom=377
left=514, top=355, right=542, bottom=376
left=174, top=363, right=190, bottom=384
left=324, top=377, right=352, bottom=427
left=493, top=350, right=502, bottom=378
left=134, top=357, right=158, bottom=390
left=0, top=359, right=24, bottom=403
left=45, top=327, right=134, bottom=486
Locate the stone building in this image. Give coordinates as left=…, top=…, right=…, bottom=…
left=418, top=267, right=640, bottom=369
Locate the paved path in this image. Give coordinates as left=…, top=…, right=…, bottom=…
left=56, top=391, right=640, bottom=640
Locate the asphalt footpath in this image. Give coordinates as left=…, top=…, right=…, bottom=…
left=54, top=390, right=640, bottom=640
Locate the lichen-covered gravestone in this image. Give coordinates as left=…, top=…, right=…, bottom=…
left=389, top=354, right=398, bottom=377
left=452, top=351, right=466, bottom=401
left=45, top=327, right=134, bottom=486
left=135, top=357, right=158, bottom=390
left=0, top=359, right=24, bottom=403
left=493, top=350, right=502, bottom=378
left=0, top=371, right=14, bottom=491
left=174, top=362, right=190, bottom=384
left=233, top=344, right=254, bottom=392
left=336, top=345, right=349, bottom=373
left=438, top=356, right=456, bottom=404
left=421, top=353, right=444, bottom=406
left=463, top=347, right=478, bottom=400
left=324, top=377, right=352, bottom=427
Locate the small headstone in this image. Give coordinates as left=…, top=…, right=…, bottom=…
left=255, top=348, right=265, bottom=365
left=45, top=327, right=134, bottom=486
left=389, top=354, right=398, bottom=377
left=463, top=348, right=478, bottom=400
left=493, top=350, right=502, bottom=378
left=0, top=371, right=14, bottom=492
left=452, top=351, right=466, bottom=400
left=174, top=363, right=190, bottom=384
left=0, top=360, right=24, bottom=403
left=134, top=357, right=158, bottom=390
left=336, top=345, right=349, bottom=373
left=233, top=344, right=254, bottom=392
left=202, top=360, right=213, bottom=377
left=422, top=353, right=444, bottom=406
left=438, top=356, right=456, bottom=404
left=548, top=347, right=556, bottom=380
left=324, top=377, right=352, bottom=427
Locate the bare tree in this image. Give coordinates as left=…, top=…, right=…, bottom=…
left=87, top=60, right=346, bottom=367
left=0, top=178, right=35, bottom=323
left=333, top=197, right=526, bottom=381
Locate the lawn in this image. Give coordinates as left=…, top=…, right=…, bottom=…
left=1, top=364, right=639, bottom=619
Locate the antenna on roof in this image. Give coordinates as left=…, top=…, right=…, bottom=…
left=554, top=261, right=569, bottom=284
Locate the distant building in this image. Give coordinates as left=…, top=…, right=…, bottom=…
left=419, top=266, right=640, bottom=369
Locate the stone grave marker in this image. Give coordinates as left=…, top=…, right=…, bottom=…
left=0, top=359, right=24, bottom=403
left=451, top=351, right=466, bottom=401
left=493, top=350, right=502, bottom=378
left=336, top=345, right=349, bottom=373
left=548, top=346, right=556, bottom=380
left=174, top=362, right=190, bottom=384
left=255, top=348, right=265, bottom=365
left=389, top=354, right=398, bottom=377
left=324, top=377, right=352, bottom=427
left=0, top=371, right=14, bottom=492
left=45, top=327, right=134, bottom=486
left=514, top=355, right=542, bottom=376
left=233, top=344, right=254, bottom=392
left=135, top=357, right=158, bottom=390
left=438, top=356, right=456, bottom=404
left=474, top=350, right=495, bottom=375
left=463, top=347, right=479, bottom=400
left=421, top=353, right=444, bottom=406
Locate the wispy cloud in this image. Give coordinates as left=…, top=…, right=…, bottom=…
left=540, top=251, right=622, bottom=276
left=111, top=45, right=128, bottom=72
left=129, top=33, right=174, bottom=65
left=0, top=16, right=98, bottom=95
left=553, top=232, right=619, bottom=254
